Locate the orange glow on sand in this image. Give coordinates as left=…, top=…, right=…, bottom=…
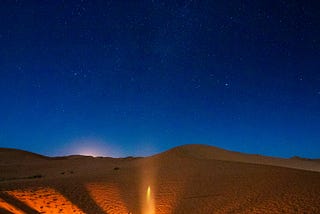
left=6, top=188, right=84, bottom=214
left=0, top=197, right=26, bottom=214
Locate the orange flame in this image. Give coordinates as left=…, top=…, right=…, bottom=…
left=144, top=185, right=155, bottom=214
left=147, top=186, right=151, bottom=201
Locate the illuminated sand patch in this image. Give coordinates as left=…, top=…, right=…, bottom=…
left=6, top=188, right=84, bottom=213
left=0, top=198, right=25, bottom=214
left=86, top=182, right=129, bottom=214
left=154, top=182, right=182, bottom=214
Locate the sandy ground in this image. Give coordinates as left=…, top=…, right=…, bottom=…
left=0, top=144, right=320, bottom=214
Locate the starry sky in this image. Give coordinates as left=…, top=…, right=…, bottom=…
left=0, top=0, right=319, bottom=158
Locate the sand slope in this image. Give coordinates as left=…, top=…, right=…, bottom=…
left=0, top=144, right=320, bottom=213
left=165, top=144, right=320, bottom=172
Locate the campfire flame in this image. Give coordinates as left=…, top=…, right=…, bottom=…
left=144, top=185, right=155, bottom=214
left=147, top=186, right=151, bottom=201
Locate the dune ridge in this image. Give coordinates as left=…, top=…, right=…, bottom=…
left=0, top=144, right=320, bottom=213
left=1, top=144, right=319, bottom=172
left=159, top=144, right=320, bottom=172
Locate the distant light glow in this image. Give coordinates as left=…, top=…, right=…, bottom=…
left=74, top=147, right=104, bottom=157
left=57, top=137, right=122, bottom=157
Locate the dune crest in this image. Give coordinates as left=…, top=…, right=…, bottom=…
left=159, top=144, right=320, bottom=172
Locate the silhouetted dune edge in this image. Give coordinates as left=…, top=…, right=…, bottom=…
left=1, top=144, right=319, bottom=172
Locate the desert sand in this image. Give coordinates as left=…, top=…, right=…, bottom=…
left=0, top=144, right=320, bottom=214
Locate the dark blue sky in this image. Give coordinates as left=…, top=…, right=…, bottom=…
left=0, top=0, right=319, bottom=158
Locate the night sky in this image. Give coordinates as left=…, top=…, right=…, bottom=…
left=0, top=0, right=319, bottom=158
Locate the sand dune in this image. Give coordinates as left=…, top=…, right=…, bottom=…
left=162, top=144, right=320, bottom=172
left=0, top=144, right=320, bottom=213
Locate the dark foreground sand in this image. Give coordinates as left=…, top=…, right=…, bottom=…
left=0, top=144, right=320, bottom=214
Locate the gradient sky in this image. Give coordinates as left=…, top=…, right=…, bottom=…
left=0, top=0, right=319, bottom=158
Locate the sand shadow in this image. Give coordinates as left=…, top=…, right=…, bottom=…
left=52, top=180, right=108, bottom=214
left=0, top=192, right=41, bottom=214
left=0, top=207, right=14, bottom=214
left=86, top=170, right=141, bottom=213
left=0, top=180, right=108, bottom=214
